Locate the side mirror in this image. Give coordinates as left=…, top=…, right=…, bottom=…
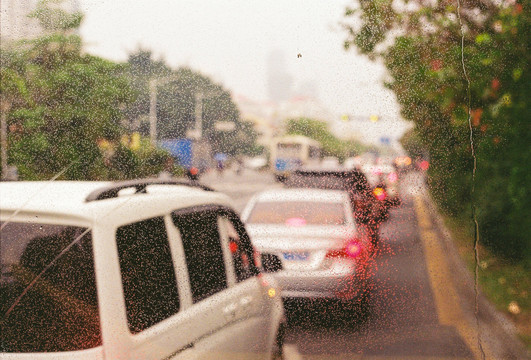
left=261, top=253, right=282, bottom=273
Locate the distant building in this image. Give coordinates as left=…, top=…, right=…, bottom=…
left=0, top=0, right=80, bottom=43
left=277, top=96, right=333, bottom=124
left=1, top=0, right=41, bottom=41
left=233, top=92, right=337, bottom=153
left=296, top=80, right=319, bottom=100
left=233, top=94, right=278, bottom=149
left=266, top=50, right=293, bottom=103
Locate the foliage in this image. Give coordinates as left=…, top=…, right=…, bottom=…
left=286, top=117, right=365, bottom=161
left=343, top=0, right=530, bottom=262
left=1, top=1, right=173, bottom=180
left=124, top=50, right=259, bottom=156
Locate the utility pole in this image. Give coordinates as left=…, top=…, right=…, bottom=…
left=149, top=79, right=157, bottom=146
left=1, top=99, right=11, bottom=180
left=148, top=77, right=224, bottom=144
left=194, top=92, right=203, bottom=140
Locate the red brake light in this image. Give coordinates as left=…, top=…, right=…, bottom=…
left=373, top=187, right=387, bottom=201
left=326, top=239, right=363, bottom=259
left=229, top=241, right=238, bottom=253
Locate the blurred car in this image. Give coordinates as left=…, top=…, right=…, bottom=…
left=393, top=155, right=413, bottom=172
left=242, top=188, right=374, bottom=306
left=0, top=179, right=284, bottom=359
left=244, top=156, right=268, bottom=170
left=320, top=156, right=340, bottom=168
left=284, top=167, right=390, bottom=244
left=343, top=156, right=363, bottom=170
left=361, top=164, right=401, bottom=207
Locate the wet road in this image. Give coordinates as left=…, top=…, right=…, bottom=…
left=201, top=168, right=526, bottom=360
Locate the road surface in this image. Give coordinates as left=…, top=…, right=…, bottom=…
left=201, top=168, right=527, bottom=360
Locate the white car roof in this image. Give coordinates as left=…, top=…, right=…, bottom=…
left=0, top=181, right=232, bottom=223
left=252, top=188, right=348, bottom=203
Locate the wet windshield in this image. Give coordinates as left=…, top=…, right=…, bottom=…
left=0, top=0, right=529, bottom=358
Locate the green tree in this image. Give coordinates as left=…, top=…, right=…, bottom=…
left=0, top=50, right=30, bottom=179
left=125, top=50, right=258, bottom=156
left=343, top=1, right=530, bottom=261
left=0, top=0, right=176, bottom=180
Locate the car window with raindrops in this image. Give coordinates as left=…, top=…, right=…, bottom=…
left=1, top=1, right=529, bottom=359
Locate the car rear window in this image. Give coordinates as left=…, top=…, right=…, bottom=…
left=247, top=201, right=346, bottom=225
left=0, top=222, right=101, bottom=353
left=286, top=170, right=370, bottom=193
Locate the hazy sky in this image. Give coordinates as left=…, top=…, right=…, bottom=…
left=78, top=0, right=408, bottom=143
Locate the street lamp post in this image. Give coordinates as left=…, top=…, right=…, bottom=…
left=149, top=79, right=158, bottom=145
left=194, top=92, right=203, bottom=140
left=148, top=78, right=227, bottom=145
left=1, top=99, right=12, bottom=180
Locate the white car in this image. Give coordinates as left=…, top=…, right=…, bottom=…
left=241, top=188, right=373, bottom=305
left=0, top=179, right=284, bottom=360
left=320, top=157, right=340, bottom=168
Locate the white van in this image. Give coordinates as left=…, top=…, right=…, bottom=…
left=0, top=179, right=284, bottom=359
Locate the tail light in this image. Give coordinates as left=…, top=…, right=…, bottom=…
left=326, top=239, right=363, bottom=259
left=373, top=187, right=387, bottom=201
left=253, top=249, right=262, bottom=268
left=229, top=241, right=238, bottom=253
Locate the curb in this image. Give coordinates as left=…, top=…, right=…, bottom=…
left=421, top=193, right=529, bottom=359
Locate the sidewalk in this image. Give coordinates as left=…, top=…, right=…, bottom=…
left=418, top=192, right=529, bottom=359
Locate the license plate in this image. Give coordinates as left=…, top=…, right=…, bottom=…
left=283, top=252, right=309, bottom=261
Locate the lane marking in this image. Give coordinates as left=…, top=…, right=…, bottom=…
left=414, top=196, right=493, bottom=360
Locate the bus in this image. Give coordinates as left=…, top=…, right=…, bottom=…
left=270, top=135, right=321, bottom=181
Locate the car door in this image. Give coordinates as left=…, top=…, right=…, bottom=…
left=170, top=206, right=280, bottom=359
left=216, top=211, right=283, bottom=359
left=107, top=216, right=198, bottom=360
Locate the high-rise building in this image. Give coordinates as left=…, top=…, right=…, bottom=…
left=0, top=0, right=80, bottom=43
left=266, top=50, right=293, bottom=103
left=1, top=0, right=41, bottom=41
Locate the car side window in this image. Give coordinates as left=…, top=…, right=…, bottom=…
left=116, top=217, right=180, bottom=334
left=172, top=209, right=228, bottom=303
left=0, top=223, right=101, bottom=352
left=222, top=216, right=258, bottom=282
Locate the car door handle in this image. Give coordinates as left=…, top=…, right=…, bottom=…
left=223, top=303, right=238, bottom=320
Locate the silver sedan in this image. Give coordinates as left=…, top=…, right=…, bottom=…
left=241, top=188, right=374, bottom=303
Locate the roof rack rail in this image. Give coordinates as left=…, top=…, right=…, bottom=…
left=86, top=178, right=213, bottom=202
